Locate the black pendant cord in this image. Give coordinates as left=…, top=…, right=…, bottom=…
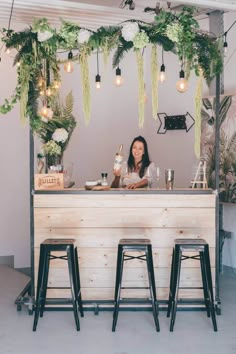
left=8, top=0, right=15, bottom=32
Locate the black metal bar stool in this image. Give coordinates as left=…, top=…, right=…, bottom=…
left=167, top=238, right=217, bottom=332
left=112, top=238, right=160, bottom=332
left=33, top=238, right=84, bottom=331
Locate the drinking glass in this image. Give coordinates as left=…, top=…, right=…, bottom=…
left=156, top=166, right=160, bottom=189
left=146, top=166, right=153, bottom=189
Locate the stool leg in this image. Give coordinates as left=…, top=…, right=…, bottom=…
left=203, top=245, right=218, bottom=332
left=170, top=246, right=182, bottom=332
left=33, top=245, right=47, bottom=331
left=39, top=250, right=50, bottom=318
left=74, top=247, right=84, bottom=317
left=167, top=247, right=175, bottom=318
left=67, top=246, right=80, bottom=331
left=146, top=245, right=160, bottom=332
left=199, top=250, right=210, bottom=317
left=112, top=245, right=124, bottom=332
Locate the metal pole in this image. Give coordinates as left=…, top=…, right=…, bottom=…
left=215, top=73, right=221, bottom=313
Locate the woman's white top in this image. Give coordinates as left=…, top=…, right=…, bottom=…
left=121, top=161, right=156, bottom=187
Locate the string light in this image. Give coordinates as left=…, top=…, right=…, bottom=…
left=223, top=34, right=228, bottom=53
left=114, top=67, right=123, bottom=87
left=176, top=69, right=188, bottom=93
left=159, top=47, right=166, bottom=83
left=64, top=51, right=74, bottom=73
left=95, top=49, right=101, bottom=89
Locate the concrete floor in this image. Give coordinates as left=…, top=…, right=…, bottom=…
left=0, top=265, right=236, bottom=354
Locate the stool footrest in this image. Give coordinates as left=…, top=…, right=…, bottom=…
left=120, top=298, right=152, bottom=303
left=121, top=286, right=150, bottom=290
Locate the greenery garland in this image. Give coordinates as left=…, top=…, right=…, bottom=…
left=136, top=50, right=145, bottom=128
left=79, top=50, right=91, bottom=125
left=0, top=7, right=223, bottom=132
left=151, top=45, right=158, bottom=120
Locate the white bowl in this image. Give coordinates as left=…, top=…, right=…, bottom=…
left=85, top=180, right=98, bottom=187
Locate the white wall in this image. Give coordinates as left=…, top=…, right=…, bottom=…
left=1, top=13, right=236, bottom=268
left=0, top=22, right=30, bottom=268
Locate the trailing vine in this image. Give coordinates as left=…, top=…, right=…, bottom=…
left=0, top=7, right=223, bottom=133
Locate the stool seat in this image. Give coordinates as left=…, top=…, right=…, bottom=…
left=112, top=238, right=160, bottom=332
left=167, top=238, right=217, bottom=332
left=33, top=238, right=84, bottom=331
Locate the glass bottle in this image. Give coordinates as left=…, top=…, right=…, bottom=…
left=113, top=144, right=123, bottom=171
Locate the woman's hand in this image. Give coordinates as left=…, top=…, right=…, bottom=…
left=126, top=183, right=137, bottom=189
left=113, top=168, right=121, bottom=177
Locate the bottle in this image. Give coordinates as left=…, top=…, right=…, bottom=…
left=113, top=144, right=123, bottom=171
left=101, top=172, right=108, bottom=186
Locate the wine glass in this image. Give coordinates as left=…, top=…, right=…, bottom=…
left=156, top=166, right=161, bottom=189
left=146, top=166, right=153, bottom=189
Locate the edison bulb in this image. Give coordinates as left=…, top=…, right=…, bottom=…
left=176, top=70, right=188, bottom=93
left=159, top=71, right=166, bottom=83
left=114, top=75, right=123, bottom=87
left=64, top=61, right=74, bottom=73
left=176, top=78, right=188, bottom=93
left=159, top=64, right=166, bottom=83
left=95, top=81, right=101, bottom=89
left=114, top=67, right=123, bottom=87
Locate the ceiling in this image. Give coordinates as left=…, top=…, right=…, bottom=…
left=0, top=0, right=236, bottom=30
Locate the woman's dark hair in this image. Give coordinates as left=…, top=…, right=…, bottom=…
left=127, top=136, right=151, bottom=178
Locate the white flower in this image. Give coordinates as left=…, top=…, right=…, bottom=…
left=37, top=30, right=53, bottom=42
left=77, top=29, right=91, bottom=44
left=52, top=128, right=69, bottom=143
left=121, top=22, right=139, bottom=42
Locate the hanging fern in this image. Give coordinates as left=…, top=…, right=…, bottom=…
left=151, top=45, right=158, bottom=120
left=79, top=51, right=91, bottom=124
left=112, top=40, right=133, bottom=68
left=136, top=50, right=145, bottom=128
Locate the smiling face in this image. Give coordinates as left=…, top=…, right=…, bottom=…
left=132, top=140, right=144, bottom=164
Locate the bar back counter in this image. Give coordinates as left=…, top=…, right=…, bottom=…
left=32, top=188, right=218, bottom=311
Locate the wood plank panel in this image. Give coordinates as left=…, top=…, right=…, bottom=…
left=34, top=207, right=215, bottom=228
left=34, top=247, right=215, bottom=269
left=34, top=267, right=215, bottom=289
left=34, top=193, right=215, bottom=208
left=34, top=227, right=216, bottom=248
left=33, top=192, right=216, bottom=304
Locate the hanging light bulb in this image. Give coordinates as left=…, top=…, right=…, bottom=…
left=53, top=80, right=60, bottom=89
left=39, top=105, right=49, bottom=118
left=159, top=64, right=166, bottom=83
left=223, top=34, right=228, bottom=53
left=95, top=74, right=101, bottom=89
left=46, top=88, right=52, bottom=97
left=114, top=67, right=123, bottom=87
left=95, top=49, right=101, bottom=89
left=16, top=61, right=21, bottom=67
left=176, top=69, right=188, bottom=93
left=64, top=51, right=74, bottom=73
left=6, top=48, right=11, bottom=54
left=159, top=47, right=166, bottom=83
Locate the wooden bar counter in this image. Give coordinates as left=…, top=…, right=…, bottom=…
left=33, top=189, right=216, bottom=306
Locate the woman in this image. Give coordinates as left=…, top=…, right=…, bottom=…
left=111, top=136, right=155, bottom=189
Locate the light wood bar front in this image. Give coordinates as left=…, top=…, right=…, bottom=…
left=34, top=189, right=216, bottom=305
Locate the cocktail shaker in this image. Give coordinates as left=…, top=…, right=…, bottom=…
left=165, top=169, right=174, bottom=190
